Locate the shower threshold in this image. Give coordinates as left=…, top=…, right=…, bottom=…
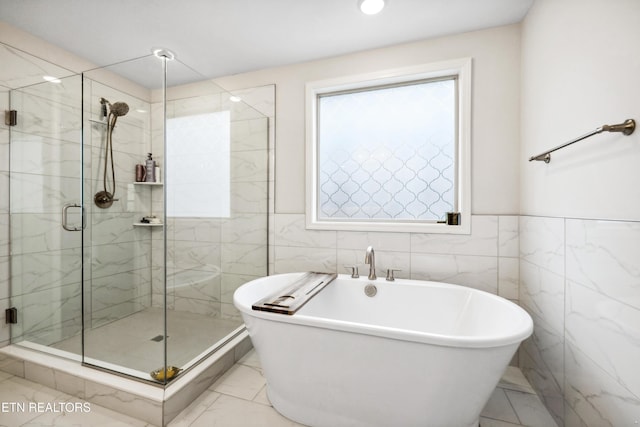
left=0, top=329, right=252, bottom=426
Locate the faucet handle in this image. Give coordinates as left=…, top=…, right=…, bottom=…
left=344, top=265, right=360, bottom=278
left=385, top=268, right=402, bottom=281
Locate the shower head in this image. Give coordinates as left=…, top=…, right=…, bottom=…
left=109, top=102, right=129, bottom=117
left=97, top=99, right=128, bottom=209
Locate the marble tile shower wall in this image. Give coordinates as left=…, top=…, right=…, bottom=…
left=519, top=216, right=640, bottom=426
left=271, top=214, right=520, bottom=302
left=150, top=89, right=270, bottom=323
left=84, top=79, right=152, bottom=329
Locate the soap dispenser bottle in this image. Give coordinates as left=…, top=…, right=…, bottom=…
left=145, top=153, right=156, bottom=182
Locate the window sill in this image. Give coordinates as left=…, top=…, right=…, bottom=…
left=305, top=216, right=471, bottom=235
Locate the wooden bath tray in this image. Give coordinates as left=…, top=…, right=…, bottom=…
left=252, top=272, right=337, bottom=315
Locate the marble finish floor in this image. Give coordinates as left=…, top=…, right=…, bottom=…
left=50, top=308, right=240, bottom=375
left=0, top=349, right=557, bottom=426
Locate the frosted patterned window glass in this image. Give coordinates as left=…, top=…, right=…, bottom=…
left=317, top=78, right=456, bottom=221
left=166, top=111, right=230, bottom=217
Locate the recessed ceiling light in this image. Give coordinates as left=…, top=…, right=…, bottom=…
left=358, top=0, right=385, bottom=15
left=229, top=95, right=242, bottom=103
left=43, top=75, right=61, bottom=83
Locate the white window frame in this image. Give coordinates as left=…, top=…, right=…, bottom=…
left=305, top=58, right=472, bottom=234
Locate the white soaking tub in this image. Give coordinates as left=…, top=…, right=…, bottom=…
left=234, top=273, right=533, bottom=427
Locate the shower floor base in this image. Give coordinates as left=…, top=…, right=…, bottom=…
left=0, top=330, right=252, bottom=426
left=50, top=307, right=240, bottom=375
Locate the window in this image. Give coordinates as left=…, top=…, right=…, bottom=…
left=306, top=58, right=471, bottom=233
left=166, top=111, right=230, bottom=217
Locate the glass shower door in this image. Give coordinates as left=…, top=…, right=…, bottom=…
left=9, top=74, right=84, bottom=355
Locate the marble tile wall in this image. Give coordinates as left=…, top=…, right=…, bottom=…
left=83, top=79, right=153, bottom=330
left=519, top=215, right=640, bottom=426
left=271, top=213, right=520, bottom=302
left=151, top=85, right=272, bottom=325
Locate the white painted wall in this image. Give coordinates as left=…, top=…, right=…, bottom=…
left=520, top=0, right=640, bottom=221
left=0, top=21, right=92, bottom=73
left=214, top=25, right=523, bottom=309
left=215, top=24, right=522, bottom=216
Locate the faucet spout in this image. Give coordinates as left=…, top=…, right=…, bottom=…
left=365, top=246, right=376, bottom=280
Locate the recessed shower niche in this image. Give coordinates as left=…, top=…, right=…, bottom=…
left=3, top=44, right=270, bottom=424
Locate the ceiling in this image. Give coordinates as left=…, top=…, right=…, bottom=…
left=0, top=0, right=534, bottom=80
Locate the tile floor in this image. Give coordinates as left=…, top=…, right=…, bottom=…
left=0, top=350, right=558, bottom=426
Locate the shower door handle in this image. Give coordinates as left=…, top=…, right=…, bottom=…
left=62, top=203, right=85, bottom=231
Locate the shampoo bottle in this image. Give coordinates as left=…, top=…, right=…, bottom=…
left=145, top=153, right=156, bottom=182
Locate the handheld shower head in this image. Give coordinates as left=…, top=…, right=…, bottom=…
left=109, top=102, right=129, bottom=117
left=95, top=98, right=129, bottom=209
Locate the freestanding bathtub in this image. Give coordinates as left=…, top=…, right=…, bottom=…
left=234, top=273, right=533, bottom=427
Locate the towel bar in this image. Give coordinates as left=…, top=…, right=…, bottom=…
left=529, top=119, right=635, bottom=163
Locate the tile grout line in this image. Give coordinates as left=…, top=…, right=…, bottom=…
left=503, top=388, right=524, bottom=426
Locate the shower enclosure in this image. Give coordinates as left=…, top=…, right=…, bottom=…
left=6, top=47, right=269, bottom=384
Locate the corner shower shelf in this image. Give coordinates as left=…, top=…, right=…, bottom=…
left=133, top=182, right=163, bottom=227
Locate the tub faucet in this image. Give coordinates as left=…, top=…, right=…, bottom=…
left=365, top=246, right=376, bottom=280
